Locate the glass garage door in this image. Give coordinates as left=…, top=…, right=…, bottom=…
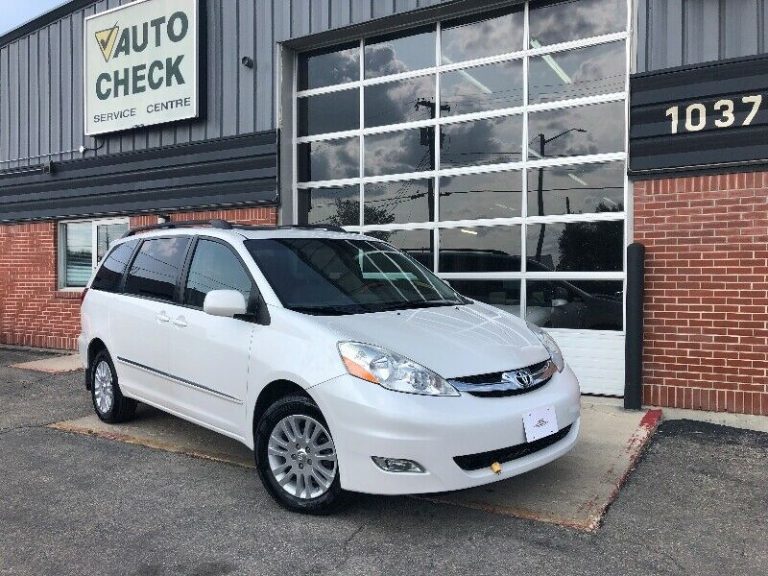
left=293, top=0, right=630, bottom=395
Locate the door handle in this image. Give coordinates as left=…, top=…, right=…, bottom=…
left=156, top=311, right=170, bottom=323
left=173, top=316, right=188, bottom=328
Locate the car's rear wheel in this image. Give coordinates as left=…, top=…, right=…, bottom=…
left=255, top=395, right=348, bottom=514
left=90, top=350, right=137, bottom=423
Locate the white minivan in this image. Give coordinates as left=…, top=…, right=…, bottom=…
left=79, top=220, right=581, bottom=514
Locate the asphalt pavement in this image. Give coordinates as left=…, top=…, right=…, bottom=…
left=1, top=347, right=766, bottom=576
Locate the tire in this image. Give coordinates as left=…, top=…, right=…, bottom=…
left=255, top=395, right=349, bottom=515
left=90, top=350, right=137, bottom=424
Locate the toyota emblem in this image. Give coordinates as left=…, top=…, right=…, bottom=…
left=501, top=369, right=535, bottom=390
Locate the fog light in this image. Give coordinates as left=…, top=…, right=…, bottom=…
left=371, top=456, right=426, bottom=473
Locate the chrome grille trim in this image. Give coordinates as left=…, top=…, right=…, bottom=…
left=449, top=359, right=557, bottom=396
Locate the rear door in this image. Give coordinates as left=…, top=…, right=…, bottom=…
left=168, top=237, right=257, bottom=437
left=112, top=236, right=191, bottom=408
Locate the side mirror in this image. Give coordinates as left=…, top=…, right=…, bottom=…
left=203, top=290, right=247, bottom=318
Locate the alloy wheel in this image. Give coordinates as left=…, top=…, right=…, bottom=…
left=267, top=415, right=338, bottom=499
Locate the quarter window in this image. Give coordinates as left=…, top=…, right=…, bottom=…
left=58, top=218, right=129, bottom=289
left=91, top=240, right=138, bottom=293
left=124, top=237, right=190, bottom=302
left=184, top=240, right=253, bottom=308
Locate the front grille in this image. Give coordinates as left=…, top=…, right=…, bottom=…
left=453, top=424, right=572, bottom=471
left=449, top=359, right=555, bottom=397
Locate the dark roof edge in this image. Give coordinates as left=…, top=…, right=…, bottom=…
left=0, top=0, right=95, bottom=48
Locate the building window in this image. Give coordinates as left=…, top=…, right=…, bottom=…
left=293, top=0, right=628, bottom=331
left=58, top=218, right=129, bottom=289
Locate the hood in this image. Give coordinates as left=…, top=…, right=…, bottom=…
left=313, top=302, right=549, bottom=379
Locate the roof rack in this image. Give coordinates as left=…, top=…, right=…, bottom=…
left=121, top=219, right=347, bottom=238
left=232, top=224, right=348, bottom=233
left=121, top=219, right=232, bottom=238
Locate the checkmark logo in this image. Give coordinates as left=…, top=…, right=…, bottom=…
left=95, top=23, right=119, bottom=62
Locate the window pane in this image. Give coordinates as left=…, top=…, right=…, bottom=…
left=364, top=75, right=436, bottom=128
left=529, top=41, right=625, bottom=104
left=527, top=101, right=625, bottom=159
left=298, top=43, right=359, bottom=91
left=298, top=89, right=359, bottom=136
left=449, top=279, right=522, bottom=317
left=529, top=0, right=627, bottom=47
left=526, top=221, right=623, bottom=272
left=364, top=179, right=432, bottom=225
left=63, top=222, right=92, bottom=288
left=365, top=27, right=436, bottom=78
left=441, top=8, right=524, bottom=63
left=441, top=115, right=523, bottom=168
left=96, top=222, right=128, bottom=261
left=184, top=240, right=253, bottom=309
left=364, top=129, right=433, bottom=176
left=365, top=229, right=434, bottom=270
left=91, top=240, right=137, bottom=293
left=439, top=170, right=522, bottom=221
left=440, top=60, right=523, bottom=116
left=439, top=226, right=521, bottom=272
left=526, top=280, right=623, bottom=330
left=527, top=161, right=624, bottom=217
left=299, top=186, right=360, bottom=226
left=298, top=137, right=359, bottom=182
left=124, top=237, right=190, bottom=301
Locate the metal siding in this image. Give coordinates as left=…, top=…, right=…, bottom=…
left=723, top=0, right=759, bottom=59
left=256, top=0, right=274, bottom=131
left=9, top=42, right=19, bottom=168
left=18, top=37, right=29, bottom=167
left=238, top=0, right=255, bottom=134
left=639, top=0, right=768, bottom=71
left=683, top=0, right=719, bottom=65
left=0, top=0, right=459, bottom=167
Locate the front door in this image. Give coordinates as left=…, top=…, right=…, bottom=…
left=169, top=238, right=256, bottom=438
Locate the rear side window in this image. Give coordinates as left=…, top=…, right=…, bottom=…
left=184, top=240, right=253, bottom=308
left=91, top=240, right=138, bottom=293
left=124, top=237, right=190, bottom=301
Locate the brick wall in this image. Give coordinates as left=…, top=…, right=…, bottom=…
left=0, top=206, right=277, bottom=351
left=635, top=172, right=768, bottom=416
left=0, top=221, right=81, bottom=349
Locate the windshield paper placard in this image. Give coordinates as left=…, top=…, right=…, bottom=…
left=84, top=0, right=199, bottom=135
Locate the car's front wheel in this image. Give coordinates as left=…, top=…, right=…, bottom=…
left=255, top=395, right=348, bottom=514
left=90, top=350, right=137, bottom=423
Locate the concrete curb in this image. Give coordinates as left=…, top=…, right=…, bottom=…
left=48, top=421, right=254, bottom=468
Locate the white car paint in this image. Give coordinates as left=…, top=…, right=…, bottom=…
left=79, top=227, right=581, bottom=496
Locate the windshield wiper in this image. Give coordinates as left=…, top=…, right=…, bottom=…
left=369, top=300, right=465, bottom=312
left=290, top=305, right=366, bottom=316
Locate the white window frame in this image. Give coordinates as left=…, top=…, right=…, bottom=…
left=57, top=217, right=130, bottom=291
left=292, top=0, right=631, bottom=329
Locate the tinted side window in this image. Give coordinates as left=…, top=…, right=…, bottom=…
left=124, top=237, right=190, bottom=301
left=91, top=240, right=138, bottom=293
left=184, top=240, right=253, bottom=308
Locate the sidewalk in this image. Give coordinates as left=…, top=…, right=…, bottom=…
left=51, top=397, right=661, bottom=531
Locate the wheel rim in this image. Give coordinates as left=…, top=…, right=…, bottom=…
left=93, top=360, right=114, bottom=414
left=267, top=415, right=337, bottom=500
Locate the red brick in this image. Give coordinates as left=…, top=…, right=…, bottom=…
left=637, top=172, right=768, bottom=416
left=1, top=207, right=277, bottom=350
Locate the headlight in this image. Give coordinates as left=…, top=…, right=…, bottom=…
left=527, top=322, right=565, bottom=372
left=337, top=342, right=460, bottom=397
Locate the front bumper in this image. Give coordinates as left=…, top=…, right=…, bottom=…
left=309, top=365, right=581, bottom=495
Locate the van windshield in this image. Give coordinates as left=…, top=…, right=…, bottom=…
left=245, top=237, right=466, bottom=315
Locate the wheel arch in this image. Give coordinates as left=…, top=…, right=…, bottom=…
left=252, top=380, right=311, bottom=439
left=84, top=338, right=109, bottom=390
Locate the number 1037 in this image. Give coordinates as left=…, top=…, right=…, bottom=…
left=665, top=95, right=762, bottom=134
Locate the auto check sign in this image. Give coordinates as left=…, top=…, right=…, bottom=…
left=84, top=0, right=198, bottom=135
